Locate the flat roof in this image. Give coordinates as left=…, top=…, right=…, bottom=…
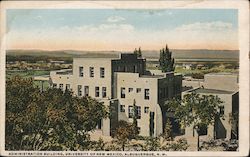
left=191, top=88, right=235, bottom=94
left=205, top=72, right=238, bottom=76
left=140, top=75, right=165, bottom=78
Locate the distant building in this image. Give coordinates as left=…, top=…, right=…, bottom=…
left=183, top=72, right=239, bottom=140
left=50, top=53, right=182, bottom=137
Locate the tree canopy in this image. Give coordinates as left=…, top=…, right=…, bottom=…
left=159, top=44, right=175, bottom=72
left=6, top=76, right=108, bottom=151
left=166, top=92, right=223, bottom=150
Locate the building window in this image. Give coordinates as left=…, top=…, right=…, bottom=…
left=95, top=87, right=99, bottom=97
left=96, top=119, right=102, bottom=129
left=59, top=84, right=63, bottom=90
left=102, top=87, right=107, bottom=98
left=219, top=106, right=225, bottom=115
left=89, top=67, right=94, bottom=77
left=78, top=85, right=82, bottom=96
left=144, top=89, right=150, bottom=100
left=128, top=106, right=133, bottom=118
left=100, top=67, right=105, bottom=78
left=79, top=66, right=84, bottom=77
left=136, top=106, right=141, bottom=119
left=66, top=84, right=70, bottom=90
left=84, top=86, right=89, bottom=96
left=53, top=83, right=57, bottom=88
left=128, top=88, right=133, bottom=92
left=138, top=127, right=141, bottom=133
left=136, top=88, right=141, bottom=93
left=144, top=107, right=149, bottom=113
left=120, top=105, right=125, bottom=112
left=121, top=87, right=125, bottom=98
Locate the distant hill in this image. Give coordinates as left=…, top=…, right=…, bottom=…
left=142, top=49, right=239, bottom=60
left=6, top=49, right=239, bottom=60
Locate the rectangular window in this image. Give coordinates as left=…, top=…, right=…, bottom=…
left=89, top=67, right=94, bottom=77
left=59, top=84, right=63, bottom=90
left=78, top=85, right=82, bottom=96
left=66, top=84, right=70, bottom=90
left=136, top=88, right=141, bottom=93
left=144, top=107, right=149, bottom=113
left=84, top=86, right=89, bottom=96
left=121, top=87, right=125, bottom=98
left=145, top=89, right=150, bottom=100
left=128, top=106, right=133, bottom=118
left=136, top=106, right=141, bottom=119
left=219, top=106, right=225, bottom=115
left=120, top=105, right=125, bottom=112
left=102, top=87, right=107, bottom=98
left=100, top=67, right=105, bottom=78
left=95, top=87, right=99, bottom=97
left=79, top=66, right=84, bottom=77
left=128, top=88, right=133, bottom=92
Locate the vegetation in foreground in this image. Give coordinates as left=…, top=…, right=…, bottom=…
left=6, top=76, right=108, bottom=150
left=6, top=76, right=191, bottom=151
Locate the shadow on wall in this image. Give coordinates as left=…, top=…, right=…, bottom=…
left=215, top=118, right=227, bottom=139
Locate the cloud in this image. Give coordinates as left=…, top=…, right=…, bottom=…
left=107, top=16, right=125, bottom=23
left=6, top=21, right=238, bottom=51
left=175, top=21, right=233, bottom=32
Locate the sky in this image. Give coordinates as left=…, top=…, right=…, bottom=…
left=6, top=9, right=238, bottom=51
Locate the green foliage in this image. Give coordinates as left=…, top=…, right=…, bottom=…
left=112, top=120, right=135, bottom=150
left=89, top=138, right=107, bottom=151
left=167, top=92, right=223, bottom=128
left=161, top=118, right=173, bottom=141
left=134, top=47, right=142, bottom=58
left=6, top=76, right=108, bottom=151
left=132, top=99, right=139, bottom=137
left=162, top=138, right=189, bottom=151
left=143, top=137, right=189, bottom=151
left=166, top=92, right=223, bottom=150
left=159, top=44, right=175, bottom=72
left=143, top=137, right=161, bottom=151
left=191, top=73, right=204, bottom=79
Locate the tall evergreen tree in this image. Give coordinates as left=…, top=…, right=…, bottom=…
left=134, top=47, right=142, bottom=58
left=138, top=47, right=142, bottom=58
left=159, top=44, right=175, bottom=72
left=132, top=99, right=139, bottom=138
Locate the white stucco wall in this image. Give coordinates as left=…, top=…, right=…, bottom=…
left=115, top=72, right=162, bottom=137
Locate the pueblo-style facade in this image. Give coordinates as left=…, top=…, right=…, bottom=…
left=50, top=53, right=182, bottom=137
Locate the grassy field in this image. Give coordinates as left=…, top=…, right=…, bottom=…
left=146, top=63, right=238, bottom=76
left=6, top=70, right=50, bottom=79
left=174, top=67, right=238, bottom=76
left=6, top=70, right=51, bottom=90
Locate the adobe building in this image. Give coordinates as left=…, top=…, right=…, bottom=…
left=182, top=73, right=239, bottom=140
left=50, top=53, right=182, bottom=137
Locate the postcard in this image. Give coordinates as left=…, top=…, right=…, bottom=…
left=0, top=0, right=249, bottom=156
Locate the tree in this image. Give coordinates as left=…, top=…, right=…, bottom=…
left=159, top=44, right=175, bottom=72
left=161, top=118, right=173, bottom=141
left=143, top=137, right=161, bottom=151
left=166, top=92, right=223, bottom=151
left=113, top=120, right=134, bottom=151
left=161, top=138, right=189, bottom=151
left=89, top=138, right=107, bottom=151
left=6, top=76, right=108, bottom=151
left=132, top=99, right=139, bottom=138
left=134, top=47, right=142, bottom=58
